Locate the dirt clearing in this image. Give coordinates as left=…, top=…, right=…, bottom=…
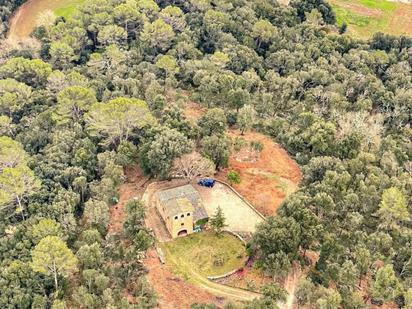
left=108, top=166, right=150, bottom=235
left=8, top=0, right=85, bottom=40
left=330, top=0, right=384, bottom=17
left=217, top=130, right=301, bottom=216
left=388, top=3, right=412, bottom=36
left=144, top=248, right=225, bottom=309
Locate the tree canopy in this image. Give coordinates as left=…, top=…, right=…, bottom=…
left=1, top=0, right=411, bottom=307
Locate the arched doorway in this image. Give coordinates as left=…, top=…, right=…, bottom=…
left=177, top=229, right=188, bottom=237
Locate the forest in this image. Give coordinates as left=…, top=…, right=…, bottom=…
left=0, top=0, right=411, bottom=308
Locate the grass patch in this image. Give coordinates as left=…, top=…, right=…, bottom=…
left=54, top=0, right=86, bottom=19
left=329, top=0, right=404, bottom=38
left=9, top=0, right=87, bottom=39
left=160, top=231, right=246, bottom=278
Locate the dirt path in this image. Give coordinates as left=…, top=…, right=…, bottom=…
left=162, top=245, right=261, bottom=302
left=282, top=264, right=301, bottom=309
left=108, top=166, right=149, bottom=235
left=111, top=173, right=236, bottom=308
left=144, top=248, right=226, bottom=309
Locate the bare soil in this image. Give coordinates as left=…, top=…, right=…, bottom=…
left=330, top=0, right=384, bottom=17
left=109, top=173, right=223, bottom=308
left=108, top=166, right=150, bottom=235
left=184, top=101, right=207, bottom=122
left=8, top=0, right=83, bottom=40
left=217, top=130, right=302, bottom=216
left=144, top=248, right=225, bottom=309
left=388, top=3, right=412, bottom=36
left=183, top=102, right=302, bottom=215
left=216, top=266, right=272, bottom=292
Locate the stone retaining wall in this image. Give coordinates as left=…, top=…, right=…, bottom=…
left=215, top=179, right=266, bottom=220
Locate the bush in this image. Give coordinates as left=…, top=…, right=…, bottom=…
left=227, top=171, right=241, bottom=186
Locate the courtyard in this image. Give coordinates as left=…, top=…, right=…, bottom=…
left=144, top=180, right=264, bottom=240
left=196, top=182, right=264, bottom=233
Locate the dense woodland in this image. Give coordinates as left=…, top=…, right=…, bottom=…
left=0, top=0, right=411, bottom=308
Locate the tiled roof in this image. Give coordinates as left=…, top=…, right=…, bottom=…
left=155, top=184, right=208, bottom=221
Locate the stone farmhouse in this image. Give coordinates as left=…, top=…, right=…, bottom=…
left=154, top=184, right=209, bottom=238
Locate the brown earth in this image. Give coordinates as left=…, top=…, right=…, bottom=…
left=183, top=101, right=207, bottom=122
left=144, top=248, right=225, bottom=309
left=7, top=0, right=83, bottom=40
left=216, top=266, right=272, bottom=291
left=108, top=166, right=149, bottom=235
left=109, top=171, right=224, bottom=308
left=329, top=0, right=384, bottom=17
left=217, top=130, right=302, bottom=216
left=182, top=101, right=301, bottom=216
left=388, top=3, right=412, bottom=36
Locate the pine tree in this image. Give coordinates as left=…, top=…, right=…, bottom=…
left=210, top=206, right=227, bottom=236
left=31, top=236, right=77, bottom=292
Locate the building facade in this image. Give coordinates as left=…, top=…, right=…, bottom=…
left=154, top=184, right=208, bottom=238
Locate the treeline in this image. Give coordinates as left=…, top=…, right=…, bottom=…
left=0, top=0, right=27, bottom=38
left=0, top=0, right=411, bottom=308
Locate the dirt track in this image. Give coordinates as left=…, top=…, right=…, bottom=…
left=144, top=248, right=226, bottom=309
left=108, top=167, right=149, bottom=235
left=160, top=245, right=261, bottom=303
left=110, top=175, right=243, bottom=308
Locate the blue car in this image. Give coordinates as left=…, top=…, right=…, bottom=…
left=198, top=178, right=216, bottom=188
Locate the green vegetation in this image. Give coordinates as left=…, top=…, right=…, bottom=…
left=210, top=206, right=228, bottom=235
left=1, top=0, right=411, bottom=308
left=54, top=0, right=86, bottom=19
left=227, top=171, right=241, bottom=186
left=329, top=0, right=412, bottom=38
left=161, top=232, right=246, bottom=277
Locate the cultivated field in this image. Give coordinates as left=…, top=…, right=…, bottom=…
left=8, top=0, right=85, bottom=39
left=329, top=0, right=412, bottom=38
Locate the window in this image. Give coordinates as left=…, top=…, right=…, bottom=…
left=174, top=216, right=178, bottom=220
left=181, top=223, right=184, bottom=226
left=181, top=214, right=184, bottom=218
left=187, top=213, right=190, bottom=216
